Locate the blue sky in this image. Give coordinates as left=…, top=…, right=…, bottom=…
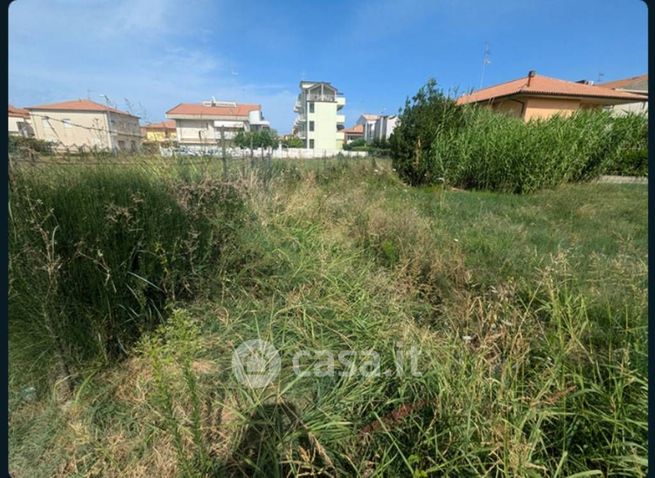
left=9, top=0, right=647, bottom=133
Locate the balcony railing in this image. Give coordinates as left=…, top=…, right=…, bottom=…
left=306, top=93, right=336, bottom=102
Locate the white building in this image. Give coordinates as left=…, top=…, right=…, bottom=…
left=166, top=99, right=270, bottom=150
left=356, top=114, right=380, bottom=142
left=373, top=115, right=398, bottom=142
left=292, top=81, right=346, bottom=150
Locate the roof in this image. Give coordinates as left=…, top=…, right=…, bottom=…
left=343, top=124, right=364, bottom=134
left=26, top=99, right=138, bottom=117
left=457, top=72, right=648, bottom=105
left=143, top=119, right=176, bottom=130
left=166, top=103, right=260, bottom=118
left=8, top=105, right=30, bottom=118
left=597, top=74, right=648, bottom=93
left=361, top=114, right=380, bottom=121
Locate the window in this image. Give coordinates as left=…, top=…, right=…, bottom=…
left=63, top=119, right=72, bottom=128
left=309, top=139, right=315, bottom=149
left=309, top=102, right=314, bottom=113
left=118, top=140, right=126, bottom=150
left=309, top=121, right=315, bottom=132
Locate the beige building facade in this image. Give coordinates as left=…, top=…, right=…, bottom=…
left=8, top=105, right=34, bottom=137
left=26, top=99, right=141, bottom=151
left=457, top=71, right=647, bottom=121
left=166, top=100, right=269, bottom=151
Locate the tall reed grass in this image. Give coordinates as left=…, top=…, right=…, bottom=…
left=9, top=161, right=248, bottom=391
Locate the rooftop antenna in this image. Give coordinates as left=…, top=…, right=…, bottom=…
left=124, top=98, right=135, bottom=115
left=596, top=72, right=605, bottom=84
left=101, top=94, right=115, bottom=108
left=479, top=42, right=492, bottom=89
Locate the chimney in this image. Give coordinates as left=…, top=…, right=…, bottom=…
left=527, top=70, right=536, bottom=86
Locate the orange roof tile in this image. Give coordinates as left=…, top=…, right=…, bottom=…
left=457, top=73, right=647, bottom=105
left=166, top=103, right=260, bottom=118
left=143, top=119, right=176, bottom=130
left=26, top=99, right=138, bottom=117
left=8, top=105, right=30, bottom=118
left=343, top=124, right=364, bottom=134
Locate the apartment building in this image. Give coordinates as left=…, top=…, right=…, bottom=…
left=26, top=99, right=141, bottom=151
left=8, top=105, right=34, bottom=137
left=356, top=114, right=379, bottom=142
left=166, top=99, right=270, bottom=150
left=142, top=119, right=177, bottom=142
left=292, top=81, right=346, bottom=150
left=373, top=115, right=398, bottom=142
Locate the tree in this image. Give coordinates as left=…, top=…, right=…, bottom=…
left=281, top=136, right=303, bottom=148
left=234, top=129, right=278, bottom=149
left=389, top=79, right=463, bottom=185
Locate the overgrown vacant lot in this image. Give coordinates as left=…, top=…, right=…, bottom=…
left=9, top=158, right=647, bottom=477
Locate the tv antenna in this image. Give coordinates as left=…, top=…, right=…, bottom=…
left=479, top=42, right=492, bottom=89
left=596, top=72, right=605, bottom=84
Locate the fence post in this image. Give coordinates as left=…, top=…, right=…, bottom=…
left=221, top=126, right=227, bottom=180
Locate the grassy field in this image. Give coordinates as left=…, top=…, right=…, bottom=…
left=9, top=157, right=647, bottom=477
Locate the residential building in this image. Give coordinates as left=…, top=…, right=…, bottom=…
left=142, top=119, right=177, bottom=142
left=292, top=81, right=346, bottom=150
left=166, top=99, right=269, bottom=150
left=456, top=71, right=647, bottom=121
left=373, top=115, right=398, bottom=142
left=356, top=114, right=380, bottom=142
left=597, top=74, right=648, bottom=116
left=8, top=105, right=34, bottom=137
left=342, top=124, right=364, bottom=143
left=26, top=99, right=141, bottom=151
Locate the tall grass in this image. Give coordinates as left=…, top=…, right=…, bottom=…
left=9, top=158, right=647, bottom=477
left=9, top=160, right=248, bottom=391
left=390, top=79, right=648, bottom=193
left=429, top=108, right=648, bottom=193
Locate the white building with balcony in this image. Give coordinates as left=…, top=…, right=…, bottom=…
left=292, top=81, right=346, bottom=150
left=166, top=99, right=270, bottom=150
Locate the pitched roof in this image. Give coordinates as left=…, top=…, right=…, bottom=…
left=26, top=99, right=137, bottom=117
left=8, top=105, right=30, bottom=118
left=166, top=103, right=260, bottom=118
left=597, top=74, right=648, bottom=92
left=457, top=72, right=647, bottom=105
left=343, top=124, right=364, bottom=134
left=143, top=119, right=176, bottom=130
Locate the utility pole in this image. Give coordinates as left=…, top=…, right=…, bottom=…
left=479, top=42, right=492, bottom=89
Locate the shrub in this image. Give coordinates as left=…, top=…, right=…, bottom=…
left=391, top=80, right=648, bottom=192
left=8, top=135, right=53, bottom=154
left=389, top=79, right=464, bottom=185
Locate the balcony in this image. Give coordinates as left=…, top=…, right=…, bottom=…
left=306, top=93, right=337, bottom=102
left=336, top=114, right=345, bottom=124
left=336, top=95, right=346, bottom=108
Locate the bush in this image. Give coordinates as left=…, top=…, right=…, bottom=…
left=281, top=135, right=304, bottom=148
left=9, top=162, right=249, bottom=388
left=389, top=79, right=464, bottom=185
left=8, top=135, right=53, bottom=154
left=391, top=80, right=648, bottom=192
